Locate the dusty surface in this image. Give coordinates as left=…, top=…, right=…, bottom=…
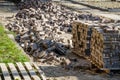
left=38, top=53, right=120, bottom=80
left=60, top=0, right=120, bottom=20
left=0, top=1, right=120, bottom=80
left=0, top=1, right=17, bottom=25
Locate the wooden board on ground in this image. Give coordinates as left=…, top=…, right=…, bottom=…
left=24, top=62, right=41, bottom=80
left=8, top=63, right=21, bottom=80
left=0, top=63, right=11, bottom=80
left=16, top=62, right=31, bottom=80
left=32, top=62, right=46, bottom=80
left=0, top=62, right=46, bottom=80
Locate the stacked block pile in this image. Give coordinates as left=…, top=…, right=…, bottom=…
left=72, top=21, right=120, bottom=69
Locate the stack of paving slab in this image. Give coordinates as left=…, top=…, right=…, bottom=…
left=72, top=20, right=120, bottom=70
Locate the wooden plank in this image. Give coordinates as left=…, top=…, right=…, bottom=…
left=0, top=63, right=11, bottom=80
left=16, top=62, right=31, bottom=80
left=24, top=62, right=41, bottom=80
left=32, top=62, right=46, bottom=80
left=8, top=63, right=21, bottom=80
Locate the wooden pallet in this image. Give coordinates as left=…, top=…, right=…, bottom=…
left=0, top=62, right=46, bottom=80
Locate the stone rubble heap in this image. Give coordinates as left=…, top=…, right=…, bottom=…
left=5, top=0, right=112, bottom=66
left=17, top=0, right=52, bottom=9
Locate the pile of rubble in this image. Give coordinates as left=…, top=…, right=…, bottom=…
left=5, top=0, right=113, bottom=68
left=17, top=0, right=52, bottom=9
left=6, top=2, right=74, bottom=58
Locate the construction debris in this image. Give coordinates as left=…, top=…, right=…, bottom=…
left=6, top=1, right=100, bottom=57
left=5, top=0, right=119, bottom=71
left=5, top=0, right=76, bottom=67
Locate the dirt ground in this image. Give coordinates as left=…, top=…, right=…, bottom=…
left=0, top=1, right=17, bottom=25
left=0, top=1, right=120, bottom=80
left=37, top=52, right=120, bottom=80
